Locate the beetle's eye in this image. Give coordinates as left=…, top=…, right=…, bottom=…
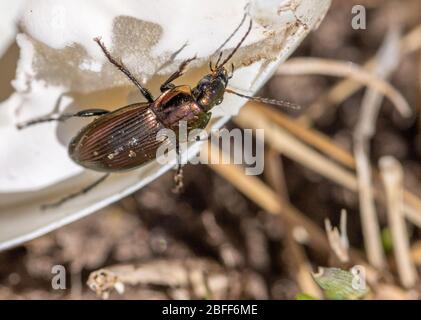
left=198, top=80, right=208, bottom=90
left=200, top=80, right=208, bottom=87
left=199, top=75, right=212, bottom=86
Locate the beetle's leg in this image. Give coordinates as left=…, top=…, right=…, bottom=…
left=18, top=93, right=67, bottom=129
left=172, top=141, right=184, bottom=193
left=41, top=174, right=110, bottom=210
left=17, top=109, right=110, bottom=130
left=173, top=163, right=184, bottom=194
left=94, top=37, right=154, bottom=103
left=160, top=56, right=196, bottom=92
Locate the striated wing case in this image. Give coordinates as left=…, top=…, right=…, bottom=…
left=69, top=103, right=171, bottom=172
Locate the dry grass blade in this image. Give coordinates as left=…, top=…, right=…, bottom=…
left=354, top=132, right=385, bottom=269
left=265, top=148, right=322, bottom=299
left=234, top=106, right=359, bottom=192
left=277, top=57, right=412, bottom=117
left=379, top=157, right=418, bottom=288
left=87, top=259, right=236, bottom=299
left=247, top=103, right=421, bottom=228
left=325, top=209, right=350, bottom=264
left=352, top=28, right=401, bottom=269
left=200, top=142, right=330, bottom=254
left=202, top=141, right=378, bottom=283
left=252, top=103, right=355, bottom=168
left=298, top=24, right=421, bottom=125
left=405, top=205, right=421, bottom=228
left=264, top=149, right=290, bottom=201
left=285, top=233, right=324, bottom=299
left=419, top=51, right=421, bottom=130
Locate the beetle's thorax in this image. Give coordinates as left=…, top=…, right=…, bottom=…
left=151, top=85, right=210, bottom=132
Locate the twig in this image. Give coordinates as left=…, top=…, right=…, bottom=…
left=379, top=157, right=418, bottom=288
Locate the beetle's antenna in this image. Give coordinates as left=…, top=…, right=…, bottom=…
left=216, top=19, right=253, bottom=70
left=41, top=174, right=110, bottom=209
left=212, top=11, right=248, bottom=59
left=225, top=88, right=301, bottom=110
left=214, top=52, right=223, bottom=70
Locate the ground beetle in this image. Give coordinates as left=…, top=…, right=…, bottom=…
left=18, top=14, right=299, bottom=208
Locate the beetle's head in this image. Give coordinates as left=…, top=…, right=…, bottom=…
left=192, top=17, right=253, bottom=112
left=192, top=67, right=229, bottom=112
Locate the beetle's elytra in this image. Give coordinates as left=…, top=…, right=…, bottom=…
left=69, top=85, right=209, bottom=172
left=18, top=14, right=299, bottom=208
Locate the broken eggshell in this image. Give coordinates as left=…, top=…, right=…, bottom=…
left=0, top=0, right=331, bottom=250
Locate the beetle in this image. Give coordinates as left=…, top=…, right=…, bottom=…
left=18, top=15, right=299, bottom=208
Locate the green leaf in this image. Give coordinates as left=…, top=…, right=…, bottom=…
left=296, top=293, right=317, bottom=300
left=381, top=228, right=393, bottom=254
left=312, top=267, right=369, bottom=300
